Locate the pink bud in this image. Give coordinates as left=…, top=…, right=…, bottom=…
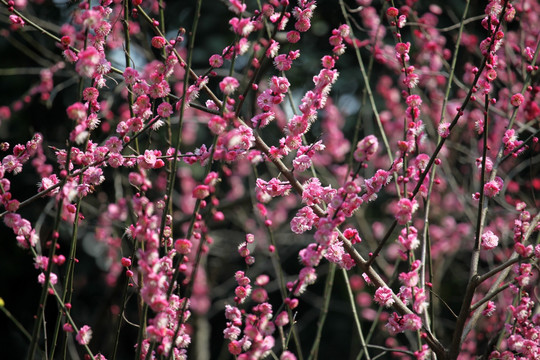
left=121, top=257, right=132, bottom=267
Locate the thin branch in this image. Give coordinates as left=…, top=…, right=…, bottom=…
left=307, top=263, right=336, bottom=360
left=477, top=255, right=526, bottom=285
left=470, top=282, right=512, bottom=313
left=342, top=269, right=371, bottom=360
left=405, top=14, right=485, bottom=32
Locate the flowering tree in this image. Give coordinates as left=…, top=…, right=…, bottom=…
left=0, top=0, right=539, bottom=359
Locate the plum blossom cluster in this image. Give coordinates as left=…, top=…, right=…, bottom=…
left=489, top=293, right=540, bottom=359
left=512, top=203, right=539, bottom=258
left=292, top=140, right=325, bottom=173
left=223, top=269, right=297, bottom=359
left=1, top=0, right=539, bottom=359
left=385, top=312, right=423, bottom=335
left=223, top=301, right=281, bottom=359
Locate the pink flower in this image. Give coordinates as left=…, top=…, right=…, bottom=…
left=257, top=178, right=292, bottom=198
left=287, top=31, right=301, bottom=43
left=363, top=169, right=392, bottom=201
left=353, top=135, right=379, bottom=162
left=157, top=102, right=173, bottom=118
left=320, top=55, right=335, bottom=69
left=257, top=89, right=273, bottom=111
left=9, top=15, right=25, bottom=28
left=343, top=228, right=361, bottom=244
left=269, top=76, right=290, bottom=94
left=38, top=174, right=60, bottom=195
left=228, top=340, right=242, bottom=354
left=137, top=150, right=157, bottom=169
left=333, top=45, right=346, bottom=56
left=482, top=301, right=496, bottom=317
left=483, top=177, right=503, bottom=197
left=275, top=311, right=289, bottom=327
left=302, top=177, right=336, bottom=206
left=385, top=312, right=402, bottom=335
left=234, top=285, right=251, bottom=303
left=209, top=54, right=224, bottom=68
left=402, top=314, right=422, bottom=331
left=82, top=87, right=99, bottom=102
left=387, top=7, right=399, bottom=17
left=229, top=17, right=255, bottom=37
left=337, top=24, right=350, bottom=37
left=149, top=80, right=170, bottom=99
left=510, top=93, right=525, bottom=106
left=290, top=206, right=317, bottom=234
left=394, top=198, right=418, bottom=225
left=295, top=18, right=311, bottom=32
left=395, top=42, right=410, bottom=56
left=503, top=129, right=524, bottom=156
left=76, top=325, right=93, bottom=345
left=63, top=49, right=78, bottom=63
left=397, top=15, right=407, bottom=28
left=192, top=184, right=211, bottom=199
left=227, top=0, right=246, bottom=14
left=287, top=115, right=310, bottom=137
left=76, top=46, right=101, bottom=78
left=123, top=67, right=140, bottom=85
left=404, top=72, right=419, bottom=89
left=38, top=272, right=57, bottom=286
left=251, top=112, right=275, bottom=128
left=514, top=242, right=533, bottom=257
left=274, top=54, right=293, bottom=71
left=324, top=241, right=345, bottom=264
left=398, top=226, right=419, bottom=251
left=175, top=238, right=192, bottom=254
left=84, top=167, right=104, bottom=186
left=108, top=153, right=124, bottom=168
left=219, top=76, right=240, bottom=95
left=223, top=317, right=241, bottom=338
left=481, top=230, right=499, bottom=250
left=280, top=351, right=297, bottom=360
left=399, top=270, right=419, bottom=287
left=374, top=286, right=395, bottom=307
left=406, top=94, right=422, bottom=108
left=34, top=255, right=49, bottom=270
left=66, top=102, right=87, bottom=122
left=151, top=36, right=166, bottom=49
left=266, top=39, right=280, bottom=58
left=438, top=122, right=451, bottom=138
left=208, top=115, right=227, bottom=135
left=485, top=69, right=497, bottom=82
left=2, top=155, right=22, bottom=174
left=293, top=154, right=312, bottom=172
